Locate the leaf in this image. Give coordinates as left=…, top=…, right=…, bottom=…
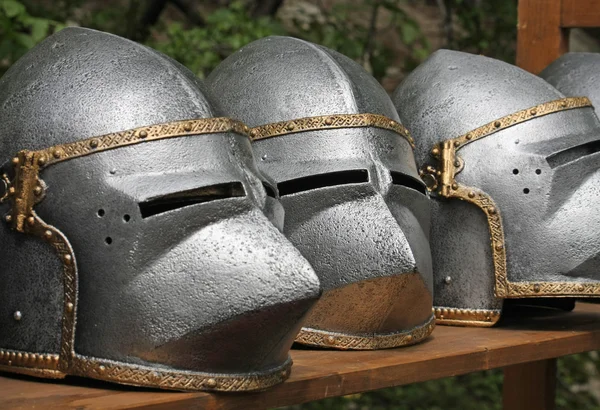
left=400, top=21, right=419, bottom=44
left=1, top=0, right=25, bottom=18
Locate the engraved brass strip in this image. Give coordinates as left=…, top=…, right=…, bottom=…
left=422, top=97, right=598, bottom=312
left=249, top=113, right=415, bottom=148
left=0, top=118, right=285, bottom=391
left=295, top=314, right=435, bottom=350
left=434, top=307, right=501, bottom=327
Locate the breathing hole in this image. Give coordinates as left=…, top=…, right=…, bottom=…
left=512, top=169, right=519, bottom=175
left=535, top=169, right=542, bottom=175
left=523, top=188, right=530, bottom=194
left=123, top=214, right=131, bottom=222
left=97, top=209, right=105, bottom=217
left=105, top=237, right=113, bottom=245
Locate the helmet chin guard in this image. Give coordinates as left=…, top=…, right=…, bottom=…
left=394, top=50, right=600, bottom=326
left=0, top=28, right=321, bottom=391
left=208, top=36, right=435, bottom=349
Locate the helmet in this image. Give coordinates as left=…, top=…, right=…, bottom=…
left=207, top=36, right=434, bottom=349
left=0, top=28, right=321, bottom=391
left=541, top=52, right=600, bottom=114
left=393, top=50, right=600, bottom=326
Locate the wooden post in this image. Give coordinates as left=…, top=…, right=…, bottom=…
left=516, top=0, right=569, bottom=74
left=503, top=358, right=557, bottom=410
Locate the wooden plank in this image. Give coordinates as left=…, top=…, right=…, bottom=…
left=503, top=359, right=557, bottom=410
left=562, top=0, right=600, bottom=27
left=2, top=303, right=600, bottom=410
left=517, top=0, right=569, bottom=73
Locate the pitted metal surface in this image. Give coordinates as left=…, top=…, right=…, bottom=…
left=394, top=50, right=600, bottom=323
left=207, top=36, right=433, bottom=347
left=0, top=27, right=320, bottom=390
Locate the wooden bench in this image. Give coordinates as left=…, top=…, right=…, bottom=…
left=2, top=302, right=600, bottom=409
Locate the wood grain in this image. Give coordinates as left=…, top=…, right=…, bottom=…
left=503, top=359, right=557, bottom=410
left=562, top=0, right=600, bottom=27
left=2, top=303, right=600, bottom=410
left=517, top=0, right=569, bottom=73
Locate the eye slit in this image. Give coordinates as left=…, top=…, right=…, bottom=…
left=546, top=139, right=600, bottom=168
left=277, top=169, right=369, bottom=197
left=138, top=182, right=246, bottom=219
left=262, top=182, right=277, bottom=198
left=390, top=171, right=427, bottom=195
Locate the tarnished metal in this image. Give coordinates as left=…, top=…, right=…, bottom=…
left=0, top=28, right=320, bottom=391
left=207, top=36, right=434, bottom=349
left=394, top=50, right=600, bottom=326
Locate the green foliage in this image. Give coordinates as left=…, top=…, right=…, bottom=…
left=0, top=0, right=65, bottom=74
left=148, top=1, right=284, bottom=78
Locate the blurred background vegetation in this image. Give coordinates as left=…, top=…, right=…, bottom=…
left=1, top=0, right=600, bottom=408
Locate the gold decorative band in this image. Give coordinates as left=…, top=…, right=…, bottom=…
left=249, top=113, right=415, bottom=148
left=295, top=314, right=435, bottom=350
left=422, top=97, right=597, bottom=302
left=434, top=307, right=501, bottom=327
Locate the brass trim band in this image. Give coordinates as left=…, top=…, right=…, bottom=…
left=249, top=113, right=415, bottom=148
left=295, top=314, right=435, bottom=350
left=0, top=118, right=292, bottom=392
left=434, top=307, right=501, bottom=327
left=422, top=97, right=597, bottom=313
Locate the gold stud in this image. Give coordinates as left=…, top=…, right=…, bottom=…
left=451, top=183, right=458, bottom=190
left=468, top=191, right=475, bottom=198
left=64, top=254, right=73, bottom=264
left=243, top=125, right=249, bottom=133
left=45, top=355, right=52, bottom=363
left=89, top=139, right=99, bottom=149
left=23, top=353, right=29, bottom=361
left=494, top=121, right=501, bottom=128
left=286, top=122, right=295, bottom=131
left=17, top=353, right=22, bottom=360
left=406, top=334, right=413, bottom=342
left=27, top=216, right=35, bottom=226
left=66, top=302, right=74, bottom=313
left=11, top=157, right=19, bottom=166
left=465, top=133, right=472, bottom=140
left=495, top=243, right=503, bottom=251
left=325, top=117, right=333, bottom=125
left=52, top=355, right=59, bottom=363
left=389, top=120, right=396, bottom=127
left=561, top=101, right=567, bottom=108
left=578, top=284, right=585, bottom=292
left=37, top=156, right=46, bottom=166
left=281, top=370, right=288, bottom=378
left=326, top=335, right=336, bottom=345
left=454, top=140, right=460, bottom=147
left=206, top=378, right=217, bottom=388
left=533, top=284, right=541, bottom=293
left=431, top=147, right=439, bottom=156
left=34, top=186, right=43, bottom=196
left=486, top=316, right=491, bottom=321
left=8, top=187, right=15, bottom=195
left=488, top=207, right=496, bottom=215
left=5, top=215, right=12, bottom=223
left=10, top=352, right=16, bottom=360
left=454, top=160, right=461, bottom=167
left=98, top=365, right=106, bottom=373
left=184, top=123, right=192, bottom=132
left=53, top=150, right=62, bottom=159
left=44, top=230, right=53, bottom=240
left=139, top=130, right=148, bottom=139
left=530, top=108, right=537, bottom=116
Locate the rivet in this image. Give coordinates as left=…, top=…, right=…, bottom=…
left=406, top=334, right=413, bottom=342
left=533, top=284, right=541, bottom=293
left=389, top=120, right=396, bottom=127
left=5, top=215, right=12, bottom=223
left=530, top=108, right=537, bottom=116
left=444, top=276, right=452, bottom=284
left=66, top=302, right=74, bottom=313
left=326, top=335, right=336, bottom=345
left=37, top=156, right=46, bottom=166
left=44, top=230, right=53, bottom=240
left=11, top=157, right=19, bottom=166
left=23, top=353, right=29, bottom=361
left=325, top=117, right=333, bottom=125
left=45, top=355, right=52, bottom=363
left=10, top=352, right=16, bottom=360
left=53, top=150, right=62, bottom=159
left=17, top=353, right=22, bottom=360
left=468, top=191, right=475, bottom=198
left=52, top=355, right=59, bottom=363
left=139, top=130, right=148, bottom=139
left=465, top=133, right=472, bottom=140
left=454, top=160, right=461, bottom=167
left=281, top=370, right=288, bottom=378
left=439, top=315, right=444, bottom=320
left=486, top=316, right=491, bottom=321
left=7, top=360, right=11, bottom=366
left=37, top=354, right=43, bottom=363
left=0, top=350, right=5, bottom=359
left=34, top=186, right=43, bottom=196
left=99, top=365, right=106, bottom=373
left=286, top=123, right=295, bottom=131
left=249, top=129, right=257, bottom=138
left=183, top=123, right=192, bottom=132
left=206, top=378, right=217, bottom=388
left=454, top=140, right=460, bottom=147
left=494, top=121, right=501, bottom=128
left=243, top=125, right=249, bottom=133
left=431, top=147, right=440, bottom=156
left=8, top=187, right=15, bottom=195
left=578, top=285, right=585, bottom=291
left=451, top=183, right=458, bottom=190
left=495, top=243, right=504, bottom=251
left=64, top=254, right=73, bottom=264
left=13, top=311, right=22, bottom=321
left=27, top=216, right=35, bottom=226
left=561, top=101, right=567, bottom=108
left=89, top=139, right=99, bottom=149
left=488, top=207, right=496, bottom=215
